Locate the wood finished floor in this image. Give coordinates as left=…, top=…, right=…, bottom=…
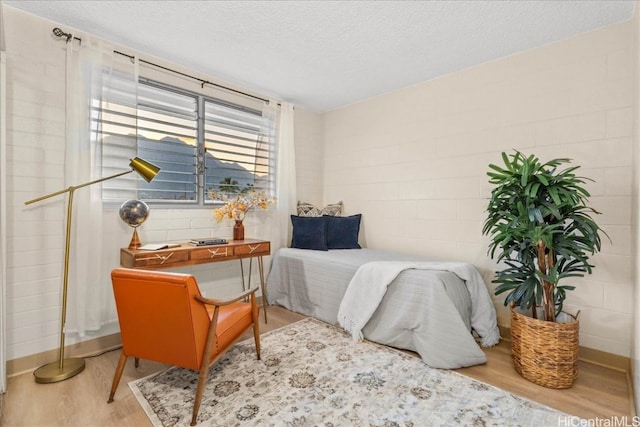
left=0, top=305, right=634, bottom=426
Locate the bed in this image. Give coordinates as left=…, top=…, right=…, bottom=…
left=266, top=247, right=500, bottom=369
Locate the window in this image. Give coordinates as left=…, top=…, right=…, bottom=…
left=95, top=75, right=276, bottom=205
left=203, top=99, right=274, bottom=196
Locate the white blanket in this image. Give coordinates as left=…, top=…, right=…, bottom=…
left=338, top=261, right=500, bottom=348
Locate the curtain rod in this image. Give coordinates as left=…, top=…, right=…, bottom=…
left=52, top=27, right=271, bottom=105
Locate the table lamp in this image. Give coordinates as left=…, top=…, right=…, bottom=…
left=24, top=157, right=160, bottom=383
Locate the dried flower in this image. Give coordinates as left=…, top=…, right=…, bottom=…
left=208, top=189, right=276, bottom=222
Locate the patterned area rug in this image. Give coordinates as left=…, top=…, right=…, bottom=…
left=129, top=318, right=573, bottom=426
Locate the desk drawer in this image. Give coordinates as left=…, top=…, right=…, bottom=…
left=235, top=242, right=270, bottom=256
left=191, top=246, right=234, bottom=260
left=126, top=250, right=189, bottom=268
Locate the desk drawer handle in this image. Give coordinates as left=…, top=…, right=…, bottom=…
left=208, top=248, right=228, bottom=258
left=248, top=244, right=262, bottom=254
left=137, top=252, right=174, bottom=265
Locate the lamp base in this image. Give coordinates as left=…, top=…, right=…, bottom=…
left=128, top=228, right=141, bottom=249
left=34, top=357, right=85, bottom=384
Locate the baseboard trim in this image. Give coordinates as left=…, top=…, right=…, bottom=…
left=498, top=325, right=630, bottom=373
left=7, top=333, right=122, bottom=378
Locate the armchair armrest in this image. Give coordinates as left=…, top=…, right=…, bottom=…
left=195, top=286, right=259, bottom=307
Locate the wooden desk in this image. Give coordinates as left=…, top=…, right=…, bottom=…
left=120, top=239, right=270, bottom=322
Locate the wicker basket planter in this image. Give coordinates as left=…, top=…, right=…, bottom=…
left=510, top=306, right=579, bottom=389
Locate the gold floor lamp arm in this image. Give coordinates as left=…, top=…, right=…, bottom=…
left=24, top=169, right=133, bottom=206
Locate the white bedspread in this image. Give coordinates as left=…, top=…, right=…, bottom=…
left=338, top=261, right=500, bottom=348
left=267, top=248, right=499, bottom=368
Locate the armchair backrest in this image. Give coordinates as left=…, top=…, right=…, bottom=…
left=111, top=268, right=211, bottom=370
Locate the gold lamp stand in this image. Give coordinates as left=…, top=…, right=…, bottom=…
left=25, top=157, right=160, bottom=383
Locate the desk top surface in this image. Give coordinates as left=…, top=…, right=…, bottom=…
left=120, top=238, right=270, bottom=269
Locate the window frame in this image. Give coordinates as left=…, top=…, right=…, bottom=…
left=98, top=76, right=276, bottom=208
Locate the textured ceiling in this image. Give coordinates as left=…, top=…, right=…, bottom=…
left=3, top=0, right=636, bottom=112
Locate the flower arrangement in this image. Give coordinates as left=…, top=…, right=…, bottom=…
left=208, top=189, right=276, bottom=223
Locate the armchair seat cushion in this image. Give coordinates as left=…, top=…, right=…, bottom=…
left=211, top=302, right=256, bottom=354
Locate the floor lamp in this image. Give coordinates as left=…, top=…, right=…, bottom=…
left=24, top=157, right=160, bottom=384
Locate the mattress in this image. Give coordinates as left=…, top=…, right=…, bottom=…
left=267, top=248, right=494, bottom=368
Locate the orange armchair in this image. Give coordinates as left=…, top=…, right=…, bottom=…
left=107, top=268, right=261, bottom=426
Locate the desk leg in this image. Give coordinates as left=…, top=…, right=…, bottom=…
left=239, top=259, right=246, bottom=292
left=258, top=256, right=268, bottom=323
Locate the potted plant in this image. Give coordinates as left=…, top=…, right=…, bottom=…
left=208, top=185, right=275, bottom=241
left=482, top=151, right=607, bottom=389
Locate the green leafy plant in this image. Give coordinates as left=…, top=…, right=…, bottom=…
left=482, top=151, right=607, bottom=322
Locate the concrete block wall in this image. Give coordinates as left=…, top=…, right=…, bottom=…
left=294, top=108, right=325, bottom=206
left=323, top=22, right=634, bottom=356
left=5, top=7, right=68, bottom=361
left=2, top=4, right=635, bottom=365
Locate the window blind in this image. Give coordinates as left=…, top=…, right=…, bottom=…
left=95, top=72, right=139, bottom=201
left=135, top=82, right=198, bottom=202
left=98, top=77, right=198, bottom=202
left=203, top=99, right=275, bottom=199
left=96, top=73, right=276, bottom=205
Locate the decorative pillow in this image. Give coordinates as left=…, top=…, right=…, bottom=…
left=297, top=201, right=343, bottom=217
left=326, top=214, right=362, bottom=249
left=290, top=215, right=329, bottom=251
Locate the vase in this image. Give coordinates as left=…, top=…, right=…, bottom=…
left=233, top=220, right=245, bottom=240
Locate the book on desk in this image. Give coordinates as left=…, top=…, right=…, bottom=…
left=137, top=243, right=182, bottom=251
left=189, top=237, right=228, bottom=246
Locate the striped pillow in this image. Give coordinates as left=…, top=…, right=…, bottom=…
left=297, top=201, right=343, bottom=217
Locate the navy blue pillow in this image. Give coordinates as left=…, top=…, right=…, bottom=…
left=290, top=215, right=328, bottom=251
left=326, top=214, right=361, bottom=249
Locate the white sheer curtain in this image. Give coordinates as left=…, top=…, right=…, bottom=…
left=0, top=13, right=7, bottom=392
left=271, top=102, right=296, bottom=252
left=63, top=37, right=138, bottom=336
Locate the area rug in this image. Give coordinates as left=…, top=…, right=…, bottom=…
left=129, top=318, right=575, bottom=427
